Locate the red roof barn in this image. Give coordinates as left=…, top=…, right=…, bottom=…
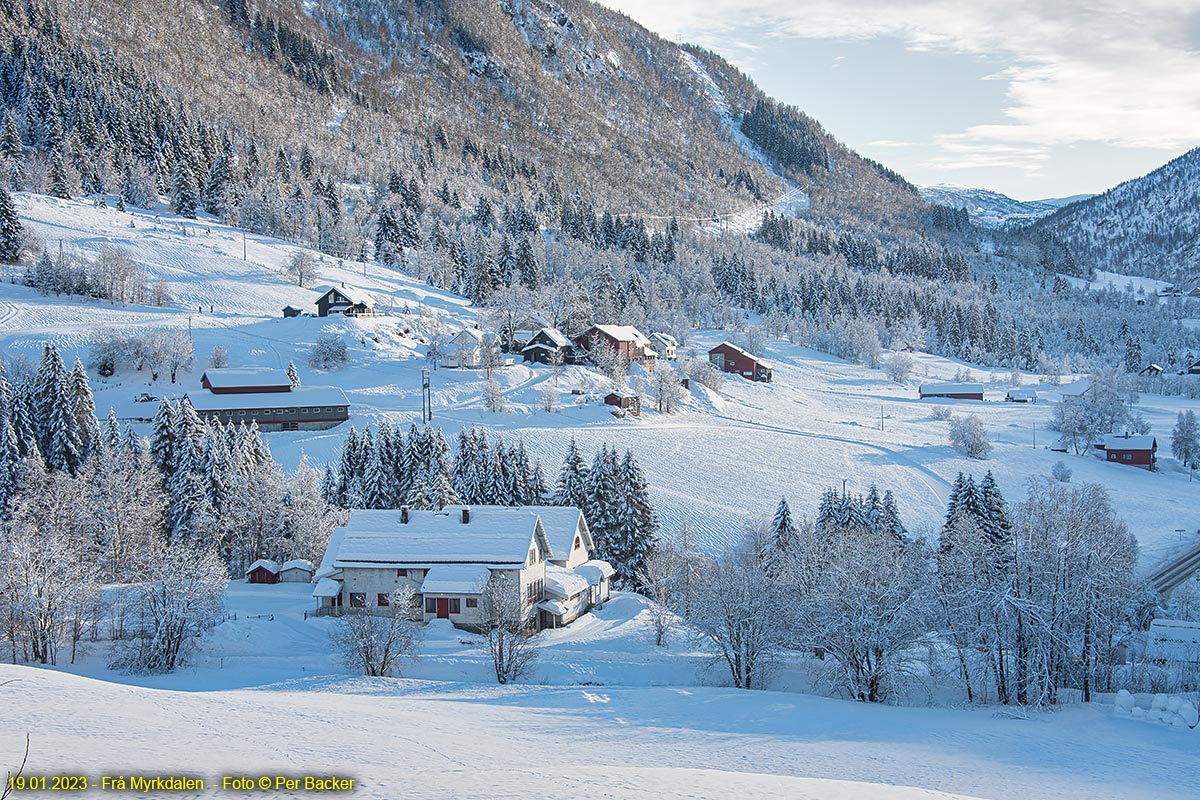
left=245, top=559, right=281, bottom=584
left=708, top=342, right=772, bottom=382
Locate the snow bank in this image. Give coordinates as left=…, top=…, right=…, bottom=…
left=1114, top=689, right=1200, bottom=730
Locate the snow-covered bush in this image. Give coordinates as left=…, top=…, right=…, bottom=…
left=483, top=375, right=506, bottom=412
left=884, top=352, right=914, bottom=384
left=1051, top=461, right=1072, bottom=483
left=207, top=345, right=228, bottom=369
left=111, top=542, right=227, bottom=674
left=648, top=364, right=684, bottom=413
left=680, top=357, right=723, bottom=391
left=949, top=414, right=991, bottom=459
left=308, top=331, right=349, bottom=370
left=539, top=383, right=557, bottom=413
left=332, top=586, right=422, bottom=677
left=931, top=405, right=953, bottom=421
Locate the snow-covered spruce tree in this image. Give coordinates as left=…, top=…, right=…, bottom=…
left=607, top=450, right=659, bottom=586
left=762, top=497, right=798, bottom=568
left=46, top=150, right=71, bottom=199
left=0, top=185, right=23, bottom=263
left=553, top=438, right=589, bottom=509
left=32, top=343, right=83, bottom=474
left=286, top=360, right=300, bottom=387
left=149, top=398, right=178, bottom=475
left=69, top=357, right=99, bottom=463
left=170, top=161, right=199, bottom=218
left=584, top=445, right=619, bottom=562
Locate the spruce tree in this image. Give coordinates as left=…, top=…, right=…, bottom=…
left=880, top=490, right=906, bottom=541
left=33, top=342, right=83, bottom=473
left=150, top=398, right=179, bottom=475
left=977, top=472, right=1011, bottom=547
left=70, top=356, right=100, bottom=462
left=47, top=150, right=71, bottom=199
left=610, top=450, right=659, bottom=586
left=0, top=113, right=21, bottom=161
left=171, top=161, right=200, bottom=218
left=0, top=184, right=23, bottom=263
left=768, top=496, right=797, bottom=556
left=287, top=360, right=300, bottom=387
left=554, top=438, right=590, bottom=509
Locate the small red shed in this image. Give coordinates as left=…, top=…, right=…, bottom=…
left=604, top=391, right=641, bottom=416
left=245, top=559, right=281, bottom=584
left=709, top=342, right=773, bottom=382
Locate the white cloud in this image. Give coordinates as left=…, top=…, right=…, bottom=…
left=601, top=0, right=1200, bottom=165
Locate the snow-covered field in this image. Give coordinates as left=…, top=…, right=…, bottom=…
left=5, top=583, right=1196, bottom=800
left=4, top=193, right=1200, bottom=568
left=1060, top=269, right=1173, bottom=296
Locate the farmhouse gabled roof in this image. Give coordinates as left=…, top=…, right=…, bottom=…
left=245, top=558, right=280, bottom=575
left=591, top=324, right=652, bottom=347
left=919, top=382, right=984, bottom=395
left=523, top=505, right=590, bottom=562
left=202, top=367, right=291, bottom=390
left=523, top=327, right=571, bottom=348
left=327, top=506, right=552, bottom=566
left=316, top=284, right=376, bottom=307
left=1102, top=434, right=1157, bottom=451
left=544, top=564, right=589, bottom=599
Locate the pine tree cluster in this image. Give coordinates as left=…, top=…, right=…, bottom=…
left=814, top=484, right=906, bottom=541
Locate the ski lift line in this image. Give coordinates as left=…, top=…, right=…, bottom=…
left=609, top=184, right=808, bottom=225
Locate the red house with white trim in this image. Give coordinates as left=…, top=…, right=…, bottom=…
left=1097, top=434, right=1157, bottom=470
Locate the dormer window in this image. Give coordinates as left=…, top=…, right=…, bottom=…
left=528, top=547, right=537, bottom=565
left=574, top=536, right=581, bottom=550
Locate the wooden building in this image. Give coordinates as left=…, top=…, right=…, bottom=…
left=648, top=332, right=678, bottom=361
left=604, top=390, right=641, bottom=416
left=187, top=367, right=349, bottom=432
left=282, top=305, right=303, bottom=318
left=521, top=327, right=575, bottom=364
left=246, top=559, right=281, bottom=584
left=315, top=284, right=377, bottom=317
left=708, top=342, right=773, bottom=382
left=574, top=325, right=657, bottom=364
left=1005, top=388, right=1038, bottom=403
left=918, top=382, right=984, bottom=400
left=1098, top=434, right=1158, bottom=470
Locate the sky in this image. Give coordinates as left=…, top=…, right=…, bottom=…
left=600, top=0, right=1200, bottom=200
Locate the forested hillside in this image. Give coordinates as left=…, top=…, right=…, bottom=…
left=1028, top=147, right=1200, bottom=285
left=0, top=0, right=1191, bottom=377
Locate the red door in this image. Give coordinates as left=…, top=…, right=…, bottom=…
left=436, top=598, right=450, bottom=619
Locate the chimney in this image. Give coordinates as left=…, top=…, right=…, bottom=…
left=400, top=507, right=409, bottom=524
left=461, top=507, right=470, bottom=524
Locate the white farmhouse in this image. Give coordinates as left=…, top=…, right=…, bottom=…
left=313, top=505, right=612, bottom=631
left=444, top=328, right=500, bottom=369
left=648, top=332, right=678, bottom=361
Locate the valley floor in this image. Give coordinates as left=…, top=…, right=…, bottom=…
left=5, top=584, right=1198, bottom=800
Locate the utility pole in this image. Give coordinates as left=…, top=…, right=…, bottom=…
left=421, top=367, right=432, bottom=423
left=880, top=402, right=884, bottom=431
left=842, top=478, right=848, bottom=497
left=1033, top=422, right=1037, bottom=448
left=243, top=233, right=247, bottom=261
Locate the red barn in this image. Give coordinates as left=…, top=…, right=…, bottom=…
left=708, top=342, right=773, bottom=382
left=201, top=368, right=292, bottom=394
left=245, top=559, right=281, bottom=584
left=1099, top=435, right=1157, bottom=470
left=918, top=383, right=984, bottom=400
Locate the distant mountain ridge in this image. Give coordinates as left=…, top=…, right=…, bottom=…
left=919, top=184, right=1092, bottom=229
left=1027, top=146, right=1200, bottom=284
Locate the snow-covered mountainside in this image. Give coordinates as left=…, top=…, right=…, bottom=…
left=919, top=184, right=1090, bottom=228
left=1028, top=146, right=1200, bottom=283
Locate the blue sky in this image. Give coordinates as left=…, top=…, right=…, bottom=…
left=601, top=1, right=1200, bottom=200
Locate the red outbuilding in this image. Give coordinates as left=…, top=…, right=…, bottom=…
left=245, top=559, right=281, bottom=584
left=1098, top=434, right=1157, bottom=470
left=708, top=342, right=773, bottom=382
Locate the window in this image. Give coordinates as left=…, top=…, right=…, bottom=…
left=396, top=568, right=408, bottom=578
left=1123, top=453, right=1132, bottom=461
left=349, top=593, right=366, bottom=608
left=528, top=547, right=537, bottom=565
left=424, top=597, right=436, bottom=614
left=526, top=578, right=543, bottom=603
left=448, top=598, right=461, bottom=614
left=466, top=598, right=478, bottom=608
left=377, top=593, right=390, bottom=607
left=237, top=410, right=245, bottom=416
left=574, top=536, right=581, bottom=550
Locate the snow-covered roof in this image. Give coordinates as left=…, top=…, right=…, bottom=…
left=1148, top=619, right=1200, bottom=662
left=420, top=565, right=491, bottom=594
left=710, top=341, right=772, bottom=368
left=591, top=324, right=652, bottom=347
left=523, top=327, right=571, bottom=348
left=450, top=328, right=498, bottom=345
left=1006, top=388, right=1038, bottom=398
left=316, top=284, right=376, bottom=307
left=574, top=559, right=615, bottom=586
left=919, top=383, right=984, bottom=395
left=537, top=598, right=570, bottom=617
left=1102, top=434, right=1157, bottom=451
left=246, top=559, right=279, bottom=575
left=523, top=506, right=588, bottom=561
left=312, top=578, right=341, bottom=598
left=202, top=368, right=291, bottom=390
left=280, top=559, right=313, bottom=573
left=185, top=386, right=350, bottom=412
left=649, top=332, right=677, bottom=347
left=328, top=506, right=550, bottom=567
left=544, top=564, right=589, bottom=599
left=1060, top=380, right=1092, bottom=397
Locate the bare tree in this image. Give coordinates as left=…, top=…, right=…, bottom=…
left=636, top=532, right=700, bottom=647
left=539, top=383, right=557, bottom=413
left=480, top=336, right=504, bottom=378
left=482, top=375, right=506, bottom=413
left=111, top=541, right=227, bottom=674
left=207, top=345, right=228, bottom=369
left=885, top=352, right=914, bottom=384
left=332, top=585, right=421, bottom=677
left=161, top=328, right=193, bottom=384
left=589, top=340, right=629, bottom=385
left=1, top=734, right=29, bottom=800
left=477, top=573, right=537, bottom=684
left=949, top=414, right=992, bottom=459
left=285, top=251, right=321, bottom=287
left=648, top=364, right=684, bottom=413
